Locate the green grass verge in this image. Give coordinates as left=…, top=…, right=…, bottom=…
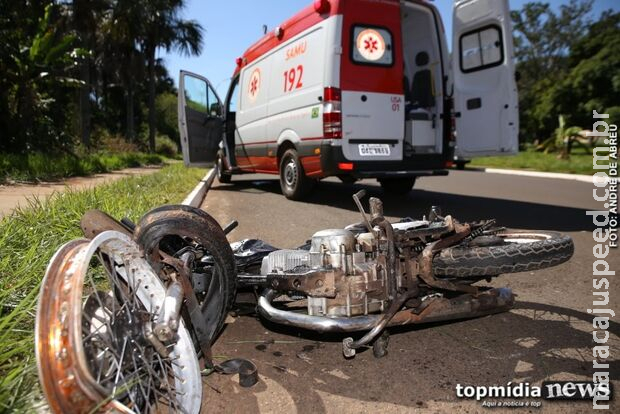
left=470, top=149, right=594, bottom=175
left=0, top=152, right=167, bottom=184
left=0, top=164, right=207, bottom=412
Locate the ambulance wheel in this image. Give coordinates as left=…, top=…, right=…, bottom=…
left=279, top=149, right=316, bottom=200
left=217, top=151, right=232, bottom=184
left=379, top=177, right=416, bottom=195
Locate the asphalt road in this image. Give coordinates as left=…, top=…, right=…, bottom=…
left=200, top=170, right=619, bottom=413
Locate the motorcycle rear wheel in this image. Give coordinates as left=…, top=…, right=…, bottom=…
left=433, top=230, right=574, bottom=278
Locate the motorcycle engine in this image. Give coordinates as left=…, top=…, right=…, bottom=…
left=261, top=229, right=389, bottom=317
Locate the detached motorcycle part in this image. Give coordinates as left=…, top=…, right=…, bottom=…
left=80, top=210, right=133, bottom=239
left=35, top=231, right=202, bottom=414
left=342, top=289, right=416, bottom=357
left=433, top=230, right=574, bottom=278
left=372, top=331, right=390, bottom=358
left=134, top=205, right=237, bottom=346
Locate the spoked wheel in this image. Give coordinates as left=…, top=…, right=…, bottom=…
left=433, top=230, right=574, bottom=278
left=35, top=231, right=202, bottom=414
left=134, top=205, right=237, bottom=347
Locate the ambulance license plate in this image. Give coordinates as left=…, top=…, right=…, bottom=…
left=359, top=144, right=391, bottom=156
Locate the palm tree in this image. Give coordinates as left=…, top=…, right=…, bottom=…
left=142, top=0, right=203, bottom=152
left=103, top=0, right=145, bottom=142
left=72, top=0, right=108, bottom=147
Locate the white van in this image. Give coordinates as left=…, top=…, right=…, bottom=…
left=178, top=0, right=518, bottom=199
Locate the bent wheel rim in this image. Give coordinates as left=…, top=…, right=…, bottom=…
left=35, top=231, right=201, bottom=413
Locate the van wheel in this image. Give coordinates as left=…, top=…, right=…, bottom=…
left=217, top=151, right=232, bottom=184
left=279, top=149, right=316, bottom=200
left=379, top=177, right=416, bottom=195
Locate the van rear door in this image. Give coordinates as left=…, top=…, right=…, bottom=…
left=452, top=0, right=518, bottom=157
left=178, top=70, right=224, bottom=167
left=340, top=1, right=405, bottom=162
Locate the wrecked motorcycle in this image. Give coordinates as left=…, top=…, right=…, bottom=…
left=35, top=191, right=573, bottom=413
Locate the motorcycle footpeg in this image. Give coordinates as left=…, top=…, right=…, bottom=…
left=342, top=337, right=356, bottom=358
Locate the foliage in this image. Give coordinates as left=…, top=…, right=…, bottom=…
left=0, top=2, right=84, bottom=153
left=0, top=0, right=201, bottom=154
left=155, top=135, right=180, bottom=158
left=512, top=2, right=619, bottom=142
left=94, top=129, right=142, bottom=153
left=0, top=163, right=207, bottom=412
left=536, top=115, right=586, bottom=157
left=142, top=0, right=203, bottom=152
left=0, top=152, right=164, bottom=184
left=155, top=91, right=181, bottom=145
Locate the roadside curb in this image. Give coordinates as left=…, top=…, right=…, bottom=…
left=182, top=169, right=217, bottom=207
left=475, top=167, right=593, bottom=183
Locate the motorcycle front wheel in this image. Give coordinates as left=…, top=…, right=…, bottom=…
left=35, top=231, right=202, bottom=414
left=134, top=205, right=237, bottom=346
left=433, top=230, right=574, bottom=278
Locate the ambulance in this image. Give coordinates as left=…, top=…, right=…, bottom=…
left=178, top=0, right=518, bottom=200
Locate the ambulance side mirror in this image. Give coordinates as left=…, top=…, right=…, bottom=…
left=209, top=102, right=223, bottom=117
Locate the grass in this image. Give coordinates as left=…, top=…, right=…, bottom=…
left=470, top=149, right=595, bottom=175
left=0, top=151, right=167, bottom=184
left=0, top=163, right=207, bottom=412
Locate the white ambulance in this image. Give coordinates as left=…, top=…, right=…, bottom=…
left=178, top=0, right=518, bottom=200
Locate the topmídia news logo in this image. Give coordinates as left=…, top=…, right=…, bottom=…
left=455, top=381, right=613, bottom=408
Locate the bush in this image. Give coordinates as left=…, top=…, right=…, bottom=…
left=93, top=128, right=141, bottom=153
left=0, top=152, right=165, bottom=183
left=155, top=135, right=179, bottom=158
left=155, top=92, right=180, bottom=146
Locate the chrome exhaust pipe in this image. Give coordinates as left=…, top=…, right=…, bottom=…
left=257, top=289, right=380, bottom=333
left=256, top=288, right=514, bottom=333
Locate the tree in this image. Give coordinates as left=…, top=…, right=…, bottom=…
left=510, top=0, right=596, bottom=141
left=142, top=0, right=202, bottom=152
left=0, top=2, right=84, bottom=153
left=102, top=0, right=146, bottom=142
left=72, top=0, right=108, bottom=147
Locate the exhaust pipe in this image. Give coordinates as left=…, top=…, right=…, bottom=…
left=257, top=288, right=515, bottom=333
left=257, top=289, right=380, bottom=332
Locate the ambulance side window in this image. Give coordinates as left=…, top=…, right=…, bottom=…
left=351, top=25, right=393, bottom=66
left=228, top=79, right=239, bottom=113
left=207, top=84, right=221, bottom=116
left=459, top=25, right=504, bottom=73
left=184, top=76, right=208, bottom=113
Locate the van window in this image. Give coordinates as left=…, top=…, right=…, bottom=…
left=351, top=25, right=393, bottom=66
left=207, top=84, right=221, bottom=116
left=459, top=25, right=503, bottom=73
left=228, top=79, right=239, bottom=113
left=184, top=76, right=208, bottom=113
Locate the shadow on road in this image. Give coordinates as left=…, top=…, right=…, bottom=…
left=214, top=178, right=594, bottom=232
left=208, top=300, right=618, bottom=412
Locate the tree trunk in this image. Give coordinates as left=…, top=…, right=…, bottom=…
left=126, top=81, right=134, bottom=142
left=147, top=48, right=156, bottom=153
left=79, top=56, right=91, bottom=147
left=126, top=52, right=135, bottom=142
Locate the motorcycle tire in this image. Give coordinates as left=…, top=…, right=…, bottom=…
left=134, top=205, right=237, bottom=345
left=433, top=230, right=574, bottom=278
